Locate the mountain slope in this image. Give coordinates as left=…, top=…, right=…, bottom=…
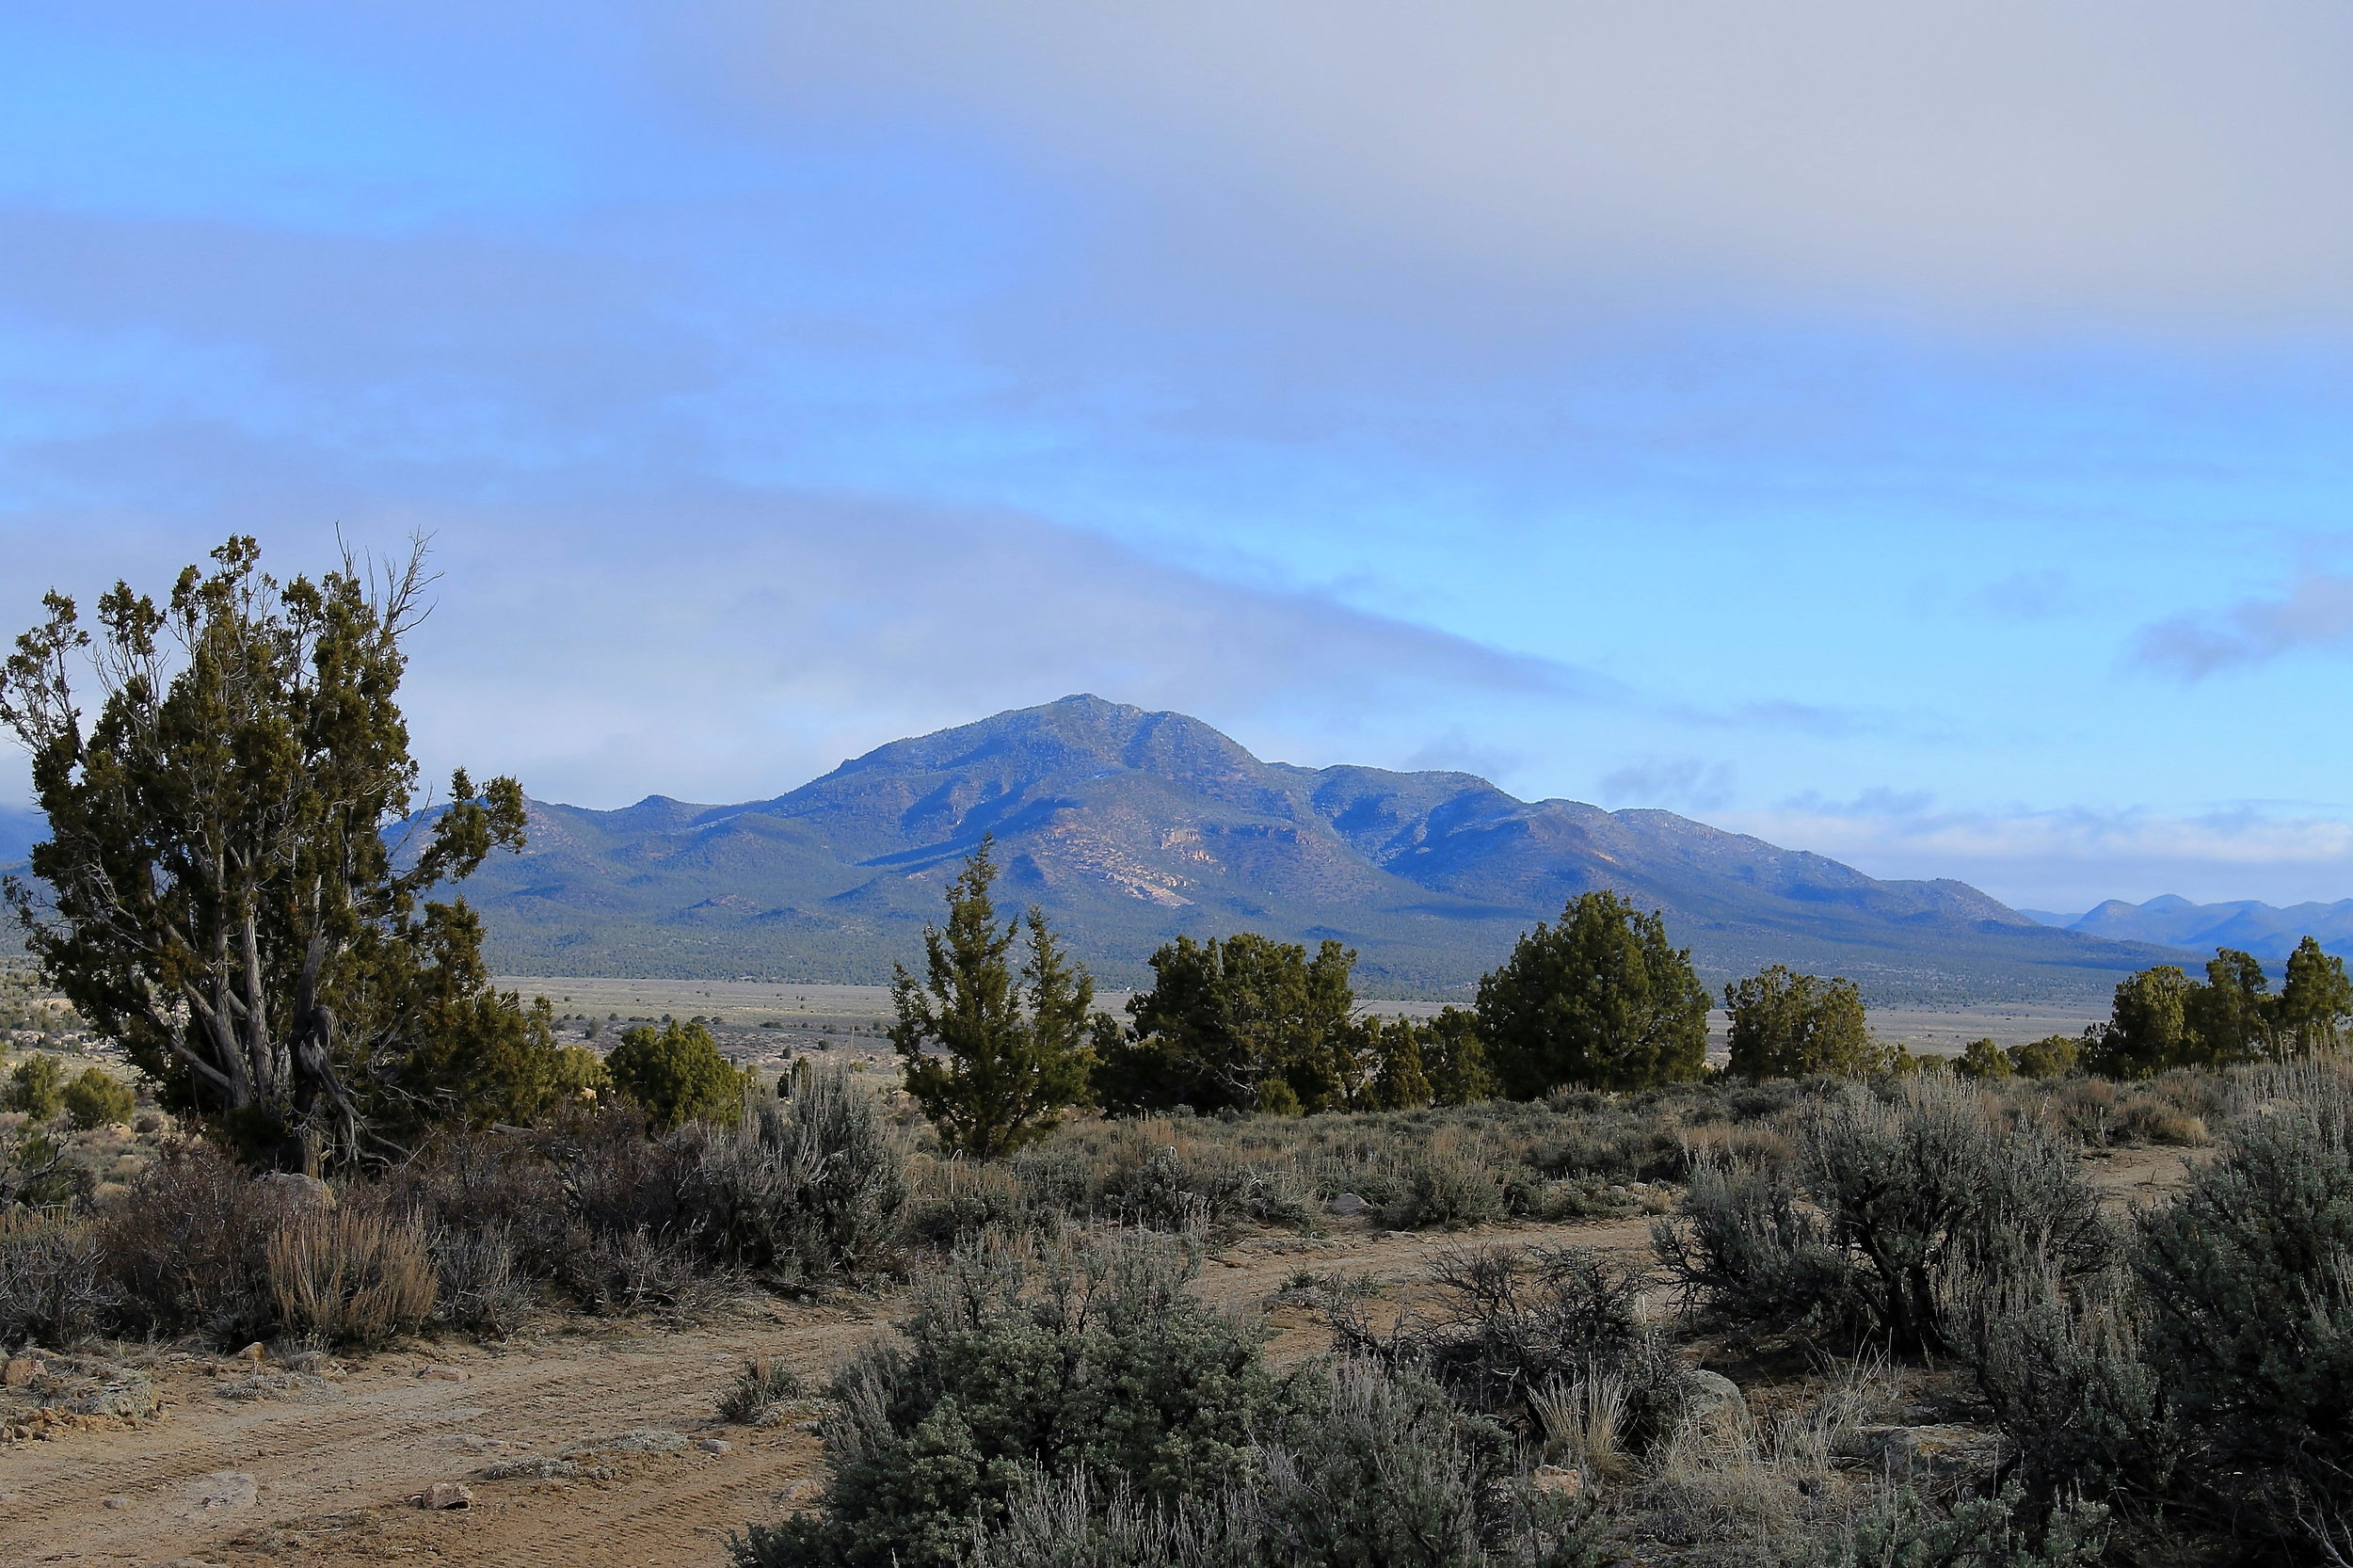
left=441, top=695, right=2188, bottom=1000
left=2034, top=894, right=2353, bottom=963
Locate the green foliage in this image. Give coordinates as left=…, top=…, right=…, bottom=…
left=0, top=1122, right=72, bottom=1209
left=2137, top=1064, right=2353, bottom=1544
left=2007, top=1035, right=2080, bottom=1080
left=693, top=1060, right=909, bottom=1280
left=1953, top=1038, right=2015, bottom=1081
left=1957, top=1267, right=2181, bottom=1517
left=736, top=1232, right=1274, bottom=1568
left=1360, top=1016, right=1433, bottom=1111
left=1096, top=932, right=1359, bottom=1115
left=954, top=1362, right=1602, bottom=1568
left=1420, top=1006, right=1497, bottom=1105
left=2278, top=934, right=2353, bottom=1055
left=1247, top=1358, right=1505, bottom=1567
left=5, top=1054, right=66, bottom=1120
left=383, top=909, right=612, bottom=1135
left=0, top=537, right=536, bottom=1169
left=2087, top=965, right=2195, bottom=1078
left=1476, top=891, right=1708, bottom=1097
left=61, top=1066, right=135, bottom=1129
left=1723, top=965, right=1879, bottom=1080
left=2089, top=938, right=2353, bottom=1077
left=1806, top=1483, right=2107, bottom=1568
left=892, top=841, right=1099, bottom=1157
left=605, top=1018, right=750, bottom=1132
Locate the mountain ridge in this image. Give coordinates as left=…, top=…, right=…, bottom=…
left=2024, top=893, right=2353, bottom=963
left=425, top=695, right=2191, bottom=1001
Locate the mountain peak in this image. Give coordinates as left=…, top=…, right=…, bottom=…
left=449, top=697, right=2194, bottom=1001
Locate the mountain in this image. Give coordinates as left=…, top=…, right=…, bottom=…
left=439, top=695, right=2188, bottom=1001
left=0, top=806, right=41, bottom=868
left=2028, top=894, right=2353, bottom=964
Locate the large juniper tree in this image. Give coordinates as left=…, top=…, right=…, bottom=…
left=0, top=536, right=548, bottom=1171
left=1093, top=931, right=1360, bottom=1114
left=890, top=839, right=1098, bottom=1157
left=1476, top=889, right=1708, bottom=1096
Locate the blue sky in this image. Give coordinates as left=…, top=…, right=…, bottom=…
left=6, top=2, right=2353, bottom=912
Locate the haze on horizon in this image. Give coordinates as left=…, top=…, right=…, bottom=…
left=5, top=3, right=2353, bottom=916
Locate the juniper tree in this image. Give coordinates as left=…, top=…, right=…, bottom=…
left=1724, top=963, right=1879, bottom=1080
left=1476, top=889, right=1708, bottom=1096
left=0, top=536, right=549, bottom=1170
left=891, top=840, right=1097, bottom=1158
left=1094, top=931, right=1359, bottom=1114
left=2090, top=940, right=2353, bottom=1076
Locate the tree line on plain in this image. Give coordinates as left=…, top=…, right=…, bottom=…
left=4, top=535, right=2347, bottom=1179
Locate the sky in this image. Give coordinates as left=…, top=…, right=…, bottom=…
left=5, top=2, right=2353, bottom=913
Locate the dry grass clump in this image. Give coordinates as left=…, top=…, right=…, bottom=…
left=266, top=1208, right=437, bottom=1348
left=716, top=1357, right=805, bottom=1424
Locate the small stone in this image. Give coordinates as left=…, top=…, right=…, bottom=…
left=416, top=1364, right=468, bottom=1382
left=104, top=1496, right=131, bottom=1509
left=1, top=1355, right=38, bottom=1387
left=1678, top=1368, right=1747, bottom=1439
left=416, top=1481, right=473, bottom=1510
left=1326, top=1192, right=1367, bottom=1217
left=699, top=1437, right=732, bottom=1454
left=234, top=1342, right=267, bottom=1363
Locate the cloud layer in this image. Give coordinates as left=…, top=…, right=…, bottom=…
left=741, top=1, right=2353, bottom=322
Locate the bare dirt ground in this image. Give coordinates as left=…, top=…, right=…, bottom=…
left=1, top=1146, right=2198, bottom=1568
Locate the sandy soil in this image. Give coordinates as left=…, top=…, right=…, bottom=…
left=0, top=1147, right=2200, bottom=1568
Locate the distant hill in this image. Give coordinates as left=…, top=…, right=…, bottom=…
left=2025, top=894, right=2353, bottom=964
left=415, top=695, right=2189, bottom=1002
left=0, top=806, right=41, bottom=868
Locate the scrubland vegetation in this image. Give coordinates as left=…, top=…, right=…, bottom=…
left=8, top=539, right=2353, bottom=1565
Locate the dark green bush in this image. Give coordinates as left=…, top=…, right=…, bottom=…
left=4, top=1055, right=65, bottom=1121
left=737, top=1232, right=1274, bottom=1568
left=605, top=1018, right=752, bottom=1131
left=60, top=1066, right=135, bottom=1129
